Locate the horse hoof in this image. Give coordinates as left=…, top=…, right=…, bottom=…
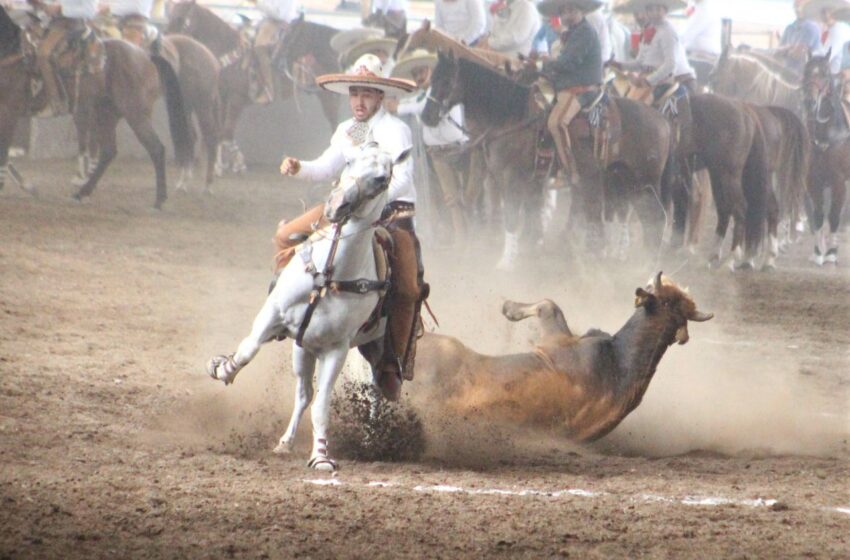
left=733, top=261, right=754, bottom=271
left=307, top=457, right=338, bottom=472
left=72, top=192, right=85, bottom=203
left=273, top=440, right=293, bottom=455
left=70, top=176, right=88, bottom=188
left=761, top=263, right=777, bottom=273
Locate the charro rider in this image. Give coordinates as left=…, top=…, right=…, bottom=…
left=249, top=0, right=299, bottom=104
left=777, top=0, right=822, bottom=73
left=277, top=54, right=425, bottom=401
left=537, top=0, right=603, bottom=184
left=614, top=0, right=696, bottom=101
left=29, top=0, right=101, bottom=116
left=481, top=0, right=541, bottom=57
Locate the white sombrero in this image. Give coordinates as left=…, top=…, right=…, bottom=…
left=340, top=37, right=399, bottom=70
left=613, top=0, right=686, bottom=12
left=537, top=0, right=603, bottom=16
left=390, top=49, right=438, bottom=81
left=330, top=27, right=385, bottom=54
left=803, top=0, right=850, bottom=19
left=317, top=54, right=416, bottom=96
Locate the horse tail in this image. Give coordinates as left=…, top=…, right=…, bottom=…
left=742, top=114, right=770, bottom=257
left=767, top=106, right=810, bottom=223
left=150, top=54, right=194, bottom=167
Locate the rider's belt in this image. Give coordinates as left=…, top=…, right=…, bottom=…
left=381, top=201, right=415, bottom=223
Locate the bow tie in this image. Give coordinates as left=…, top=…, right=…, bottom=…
left=346, top=121, right=370, bottom=145
left=642, top=25, right=657, bottom=44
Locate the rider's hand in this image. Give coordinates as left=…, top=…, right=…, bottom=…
left=280, top=157, right=301, bottom=176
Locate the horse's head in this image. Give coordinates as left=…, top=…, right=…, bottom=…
left=421, top=49, right=461, bottom=127
left=165, top=1, right=196, bottom=34
left=803, top=50, right=832, bottom=101
left=707, top=46, right=736, bottom=95
left=324, top=142, right=411, bottom=223
left=634, top=272, right=713, bottom=345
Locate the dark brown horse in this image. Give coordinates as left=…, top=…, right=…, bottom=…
left=424, top=51, right=672, bottom=268
left=166, top=3, right=340, bottom=174
left=802, top=53, right=848, bottom=265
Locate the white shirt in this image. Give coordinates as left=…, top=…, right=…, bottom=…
left=586, top=9, right=612, bottom=63
left=634, top=19, right=695, bottom=84
left=488, top=0, right=540, bottom=57
left=372, top=0, right=406, bottom=13
left=297, top=107, right=416, bottom=204
left=435, top=0, right=487, bottom=45
left=397, top=89, right=468, bottom=147
left=108, top=0, right=153, bottom=18
left=820, top=21, right=850, bottom=74
left=61, top=0, right=97, bottom=19
left=680, top=0, right=722, bottom=56
left=256, top=0, right=298, bottom=22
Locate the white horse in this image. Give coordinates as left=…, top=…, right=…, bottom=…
left=207, top=141, right=410, bottom=471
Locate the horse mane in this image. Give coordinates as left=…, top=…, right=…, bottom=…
left=0, top=5, right=21, bottom=59
left=407, top=27, right=511, bottom=71
left=185, top=3, right=241, bottom=50
left=722, top=52, right=801, bottom=110
left=735, top=48, right=802, bottom=84
left=457, top=57, right=529, bottom=125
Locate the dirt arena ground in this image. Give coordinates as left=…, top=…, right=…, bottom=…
left=1, top=159, right=848, bottom=559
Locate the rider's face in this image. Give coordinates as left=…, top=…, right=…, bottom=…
left=646, top=4, right=667, bottom=24
left=561, top=5, right=583, bottom=25
left=411, top=66, right=432, bottom=89
left=349, top=87, right=384, bottom=121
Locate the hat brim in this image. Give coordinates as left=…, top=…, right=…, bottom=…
left=317, top=74, right=416, bottom=97
left=537, top=0, right=603, bottom=16
left=391, top=54, right=438, bottom=80
left=341, top=38, right=399, bottom=69
left=330, top=27, right=385, bottom=54
left=613, top=0, right=685, bottom=12
left=803, top=0, right=850, bottom=19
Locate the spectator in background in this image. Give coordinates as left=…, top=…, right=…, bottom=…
left=434, top=0, right=487, bottom=46
left=365, top=0, right=407, bottom=39
left=813, top=0, right=850, bottom=74
left=778, top=0, right=821, bottom=72
left=481, top=0, right=541, bottom=56
left=680, top=0, right=721, bottom=85
left=586, top=2, right=612, bottom=62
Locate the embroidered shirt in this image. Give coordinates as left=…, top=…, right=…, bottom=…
left=297, top=107, right=416, bottom=204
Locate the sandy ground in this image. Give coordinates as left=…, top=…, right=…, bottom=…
left=1, top=159, right=849, bottom=559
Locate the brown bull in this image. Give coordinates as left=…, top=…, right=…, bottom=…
left=416, top=273, right=713, bottom=443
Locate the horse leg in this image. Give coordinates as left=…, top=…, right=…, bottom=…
left=707, top=169, right=732, bottom=267
left=808, top=177, right=827, bottom=265
left=175, top=108, right=196, bottom=192
left=825, top=178, right=847, bottom=264
left=501, top=299, right=573, bottom=337
left=274, top=346, right=316, bottom=454
left=206, top=296, right=283, bottom=385
left=763, top=186, right=780, bottom=271
left=686, top=169, right=710, bottom=254
left=74, top=108, right=119, bottom=203
left=308, top=344, right=349, bottom=471
left=496, top=169, right=521, bottom=271
left=125, top=114, right=168, bottom=209
left=633, top=184, right=667, bottom=257
left=195, top=97, right=219, bottom=193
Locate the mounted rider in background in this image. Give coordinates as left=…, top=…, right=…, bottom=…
left=106, top=0, right=156, bottom=47
left=277, top=54, right=427, bottom=401
left=30, top=0, right=103, bottom=116
left=537, top=0, right=602, bottom=184
left=777, top=0, right=821, bottom=73
left=248, top=0, right=299, bottom=104
left=480, top=0, right=541, bottom=57
left=679, top=0, right=721, bottom=89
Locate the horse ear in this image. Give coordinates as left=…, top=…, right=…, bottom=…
left=394, top=147, right=413, bottom=165
left=422, top=19, right=431, bottom=31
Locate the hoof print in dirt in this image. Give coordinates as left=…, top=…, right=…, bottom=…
left=329, top=381, right=425, bottom=463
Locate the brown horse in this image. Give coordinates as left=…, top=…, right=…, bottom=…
left=166, top=3, right=340, bottom=174
left=424, top=51, right=672, bottom=268
left=801, top=53, right=849, bottom=265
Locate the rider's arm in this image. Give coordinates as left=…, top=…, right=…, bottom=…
left=296, top=132, right=347, bottom=182
left=383, top=123, right=415, bottom=203
left=646, top=27, right=677, bottom=85
left=545, top=23, right=592, bottom=75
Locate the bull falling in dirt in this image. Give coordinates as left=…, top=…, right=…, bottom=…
left=417, top=272, right=713, bottom=442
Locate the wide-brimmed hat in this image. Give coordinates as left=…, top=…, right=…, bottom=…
left=317, top=53, right=416, bottom=96
left=390, top=49, right=438, bottom=81
left=803, top=0, right=850, bottom=19
left=340, top=37, right=398, bottom=70
left=613, top=0, right=685, bottom=13
left=330, top=27, right=384, bottom=54
left=537, top=0, right=603, bottom=17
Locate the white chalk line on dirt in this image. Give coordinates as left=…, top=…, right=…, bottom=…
left=304, top=479, right=786, bottom=509
left=303, top=479, right=850, bottom=516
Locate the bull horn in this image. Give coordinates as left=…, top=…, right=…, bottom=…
left=689, top=311, right=714, bottom=322
left=654, top=271, right=664, bottom=292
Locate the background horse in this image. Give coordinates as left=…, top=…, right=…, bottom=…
left=207, top=143, right=410, bottom=472
left=802, top=53, right=849, bottom=265
left=167, top=3, right=340, bottom=174
left=710, top=47, right=803, bottom=113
